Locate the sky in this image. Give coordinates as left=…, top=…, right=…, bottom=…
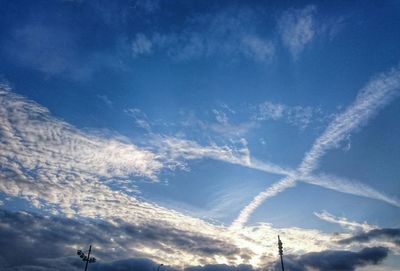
left=0, top=0, right=400, bottom=270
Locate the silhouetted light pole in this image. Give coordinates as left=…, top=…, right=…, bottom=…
left=77, top=245, right=96, bottom=271
left=157, top=263, right=164, bottom=271
left=278, top=235, right=284, bottom=271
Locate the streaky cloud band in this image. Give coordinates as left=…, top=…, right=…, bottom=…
left=232, top=66, right=400, bottom=228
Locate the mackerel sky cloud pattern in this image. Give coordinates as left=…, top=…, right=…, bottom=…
left=0, top=1, right=400, bottom=270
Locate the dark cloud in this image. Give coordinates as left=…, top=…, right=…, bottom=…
left=80, top=259, right=255, bottom=271
left=185, top=264, right=255, bottom=271
left=0, top=209, right=391, bottom=271
left=0, top=209, right=249, bottom=270
left=91, top=258, right=159, bottom=271
left=272, top=246, right=389, bottom=271
left=91, top=260, right=255, bottom=271
left=0, top=209, right=105, bottom=270
left=338, top=228, right=400, bottom=246
left=119, top=221, right=243, bottom=258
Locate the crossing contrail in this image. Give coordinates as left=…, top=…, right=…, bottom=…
left=231, top=67, right=400, bottom=229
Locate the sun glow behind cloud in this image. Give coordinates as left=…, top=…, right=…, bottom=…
left=0, top=84, right=328, bottom=266
left=1, top=1, right=400, bottom=270
left=1, top=68, right=400, bottom=268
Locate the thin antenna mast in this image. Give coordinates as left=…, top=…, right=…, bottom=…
left=278, top=235, right=285, bottom=271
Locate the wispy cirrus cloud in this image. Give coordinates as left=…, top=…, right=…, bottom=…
left=131, top=8, right=275, bottom=62
left=0, top=84, right=260, bottom=211
left=278, top=5, right=317, bottom=59
left=253, top=101, right=321, bottom=129
left=299, top=67, right=400, bottom=174
left=125, top=108, right=153, bottom=131
left=2, top=22, right=127, bottom=81
left=277, top=5, right=345, bottom=59
left=96, top=94, right=113, bottom=108
left=128, top=5, right=343, bottom=63
left=0, top=86, right=251, bottom=266
left=177, top=101, right=323, bottom=144
left=123, top=96, right=400, bottom=222
left=302, top=173, right=400, bottom=208
left=152, top=136, right=251, bottom=171
left=314, top=210, right=377, bottom=232
left=240, top=36, right=275, bottom=62
left=131, top=33, right=153, bottom=58
left=232, top=67, right=400, bottom=228
left=231, top=169, right=400, bottom=229
left=4, top=23, right=76, bottom=76
left=1, top=83, right=389, bottom=269
left=1, top=81, right=396, bottom=244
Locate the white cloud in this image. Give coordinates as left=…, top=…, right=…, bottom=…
left=3, top=80, right=396, bottom=237
left=0, top=85, right=260, bottom=190
left=125, top=95, right=399, bottom=213
left=231, top=175, right=296, bottom=229
left=131, top=33, right=153, bottom=57
left=4, top=23, right=126, bottom=81
left=97, top=94, right=113, bottom=108
left=133, top=0, right=161, bottom=13
left=314, top=210, right=377, bottom=232
left=137, top=9, right=275, bottom=63
left=213, top=109, right=229, bottom=125
left=241, top=36, right=275, bottom=62
left=0, top=83, right=397, bottom=268
left=125, top=108, right=152, bottom=131
left=303, top=173, right=400, bottom=208
left=286, top=105, right=316, bottom=129
left=5, top=24, right=75, bottom=75
left=178, top=108, right=256, bottom=140
left=255, top=101, right=285, bottom=120
left=152, top=136, right=251, bottom=171
left=210, top=120, right=256, bottom=140
left=254, top=101, right=318, bottom=129
left=179, top=101, right=319, bottom=143
left=232, top=67, right=400, bottom=228
left=299, top=67, right=400, bottom=174
left=0, top=87, right=342, bottom=268
left=0, top=86, right=163, bottom=187
left=278, top=5, right=317, bottom=59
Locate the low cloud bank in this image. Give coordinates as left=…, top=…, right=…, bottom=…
left=338, top=228, right=400, bottom=246
left=0, top=209, right=391, bottom=271
left=273, top=247, right=389, bottom=271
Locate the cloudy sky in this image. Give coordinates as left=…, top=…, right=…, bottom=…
left=1, top=0, right=400, bottom=270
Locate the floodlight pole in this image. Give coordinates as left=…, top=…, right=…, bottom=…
left=278, top=236, right=284, bottom=271
left=77, top=245, right=96, bottom=270
left=84, top=245, right=92, bottom=271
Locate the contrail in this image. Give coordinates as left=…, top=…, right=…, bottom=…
left=302, top=174, right=400, bottom=208
left=240, top=157, right=297, bottom=177
left=314, top=210, right=377, bottom=232
left=231, top=175, right=296, bottom=229
left=299, top=67, right=400, bottom=174
left=231, top=67, right=400, bottom=229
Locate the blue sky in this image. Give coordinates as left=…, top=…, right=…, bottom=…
left=1, top=0, right=400, bottom=270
